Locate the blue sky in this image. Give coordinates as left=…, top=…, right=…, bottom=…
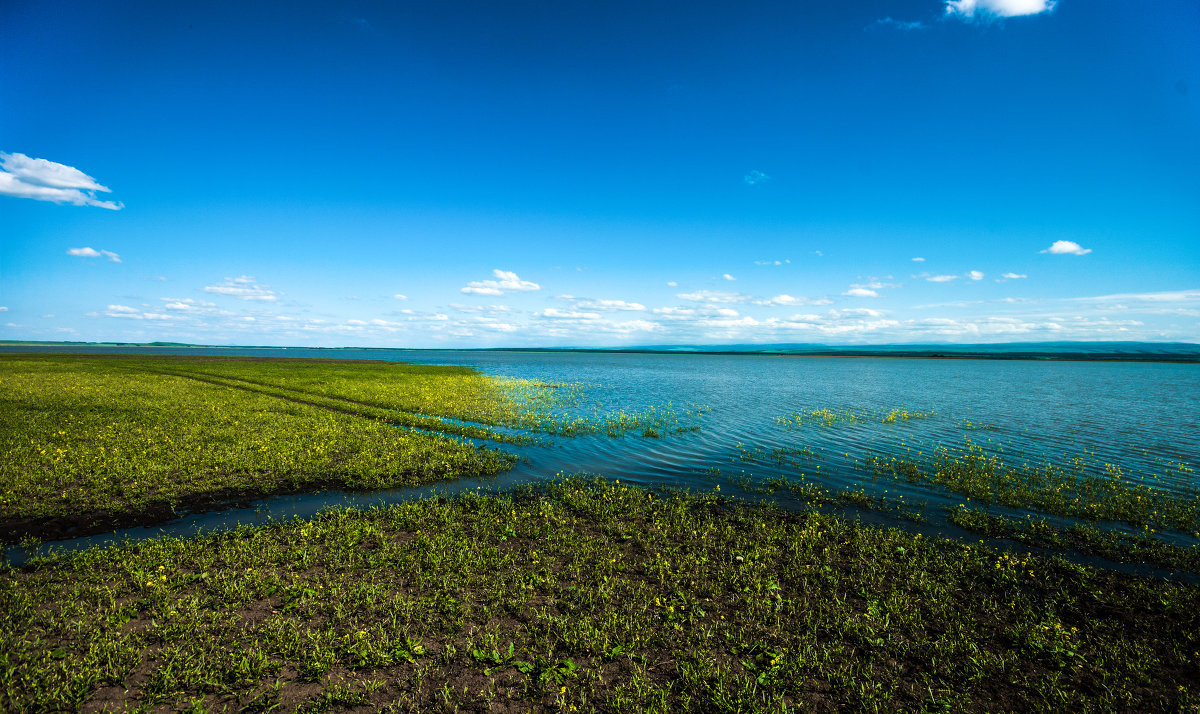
left=2, top=0, right=1197, bottom=347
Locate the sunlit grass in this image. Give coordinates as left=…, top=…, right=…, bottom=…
left=2, top=478, right=1195, bottom=712
left=0, top=355, right=517, bottom=532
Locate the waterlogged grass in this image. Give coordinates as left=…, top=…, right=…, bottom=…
left=734, top=443, right=818, bottom=469
left=870, top=442, right=1200, bottom=534
left=152, top=358, right=707, bottom=439
left=775, top=406, right=934, bottom=429
left=0, top=355, right=518, bottom=535
left=3, top=479, right=1197, bottom=712
left=947, top=506, right=1200, bottom=575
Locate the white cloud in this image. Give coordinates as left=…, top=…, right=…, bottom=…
left=540, top=308, right=601, bottom=319
left=666, top=281, right=678, bottom=287
left=0, top=307, right=7, bottom=312
left=842, top=288, right=879, bottom=298
left=462, top=269, right=540, bottom=295
left=926, top=275, right=959, bottom=283
left=754, top=259, right=790, bottom=266
left=999, top=273, right=1027, bottom=281
left=393, top=294, right=408, bottom=300
left=652, top=307, right=696, bottom=317
left=67, top=247, right=121, bottom=262
left=576, top=299, right=646, bottom=312
left=0, top=152, right=123, bottom=210
left=1072, top=289, right=1200, bottom=304
left=1042, top=240, right=1092, bottom=256
left=161, top=298, right=220, bottom=313
left=743, top=170, right=771, bottom=185
left=829, top=308, right=887, bottom=319
left=872, top=17, right=926, bottom=30
left=911, top=257, right=925, bottom=262
left=204, top=276, right=279, bottom=301
left=967, top=270, right=985, bottom=281
left=853, top=280, right=899, bottom=290
left=676, top=290, right=751, bottom=304
left=945, top=0, right=1056, bottom=20
left=722, top=273, right=737, bottom=281
left=754, top=294, right=833, bottom=307
left=451, top=304, right=513, bottom=314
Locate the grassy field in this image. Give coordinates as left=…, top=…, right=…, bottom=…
left=0, top=354, right=527, bottom=540
left=4, top=353, right=1199, bottom=711
left=2, top=478, right=1197, bottom=712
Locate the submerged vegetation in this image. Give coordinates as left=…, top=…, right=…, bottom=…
left=870, top=442, right=1200, bottom=534
left=774, top=407, right=934, bottom=430
left=3, top=479, right=1197, bottom=712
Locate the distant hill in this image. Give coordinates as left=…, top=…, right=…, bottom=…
left=488, top=341, right=1200, bottom=361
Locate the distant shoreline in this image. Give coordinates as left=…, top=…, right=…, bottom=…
left=3, top=340, right=1199, bottom=363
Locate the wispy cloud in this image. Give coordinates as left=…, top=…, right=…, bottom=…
left=998, top=272, right=1027, bottom=281
left=722, top=273, right=737, bottom=281
left=754, top=259, right=790, bottom=266
left=676, top=290, right=751, bottom=304
left=666, top=281, right=678, bottom=287
left=743, top=170, right=771, bottom=185
left=462, top=269, right=540, bottom=295
left=967, top=270, right=984, bottom=281
left=103, top=304, right=178, bottom=320
left=67, top=247, right=122, bottom=262
left=204, top=276, right=279, bottom=301
left=754, top=294, right=833, bottom=307
left=576, top=299, right=647, bottom=312
left=843, top=288, right=879, bottom=298
left=540, top=308, right=601, bottom=320
left=871, top=17, right=926, bottom=31
left=393, top=294, right=408, bottom=300
left=945, top=0, right=1056, bottom=20
left=1041, top=240, right=1092, bottom=256
left=161, top=297, right=220, bottom=313
left=911, top=257, right=925, bottom=262
left=1072, top=289, right=1200, bottom=304
left=450, top=303, right=513, bottom=314
left=925, top=274, right=959, bottom=283
left=0, top=152, right=123, bottom=210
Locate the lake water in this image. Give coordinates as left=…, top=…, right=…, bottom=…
left=5, top=345, right=1199, bottom=563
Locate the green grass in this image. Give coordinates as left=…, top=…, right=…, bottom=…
left=0, top=354, right=709, bottom=539
left=946, top=505, right=1200, bottom=575
left=3, top=478, right=1197, bottom=712
left=0, top=355, right=519, bottom=534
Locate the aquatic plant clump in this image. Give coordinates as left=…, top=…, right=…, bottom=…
left=775, top=406, right=934, bottom=430
left=1, top=479, right=1196, bottom=712
left=870, top=442, right=1200, bottom=533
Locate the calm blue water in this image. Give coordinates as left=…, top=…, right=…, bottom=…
left=4, top=345, right=1199, bottom=564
